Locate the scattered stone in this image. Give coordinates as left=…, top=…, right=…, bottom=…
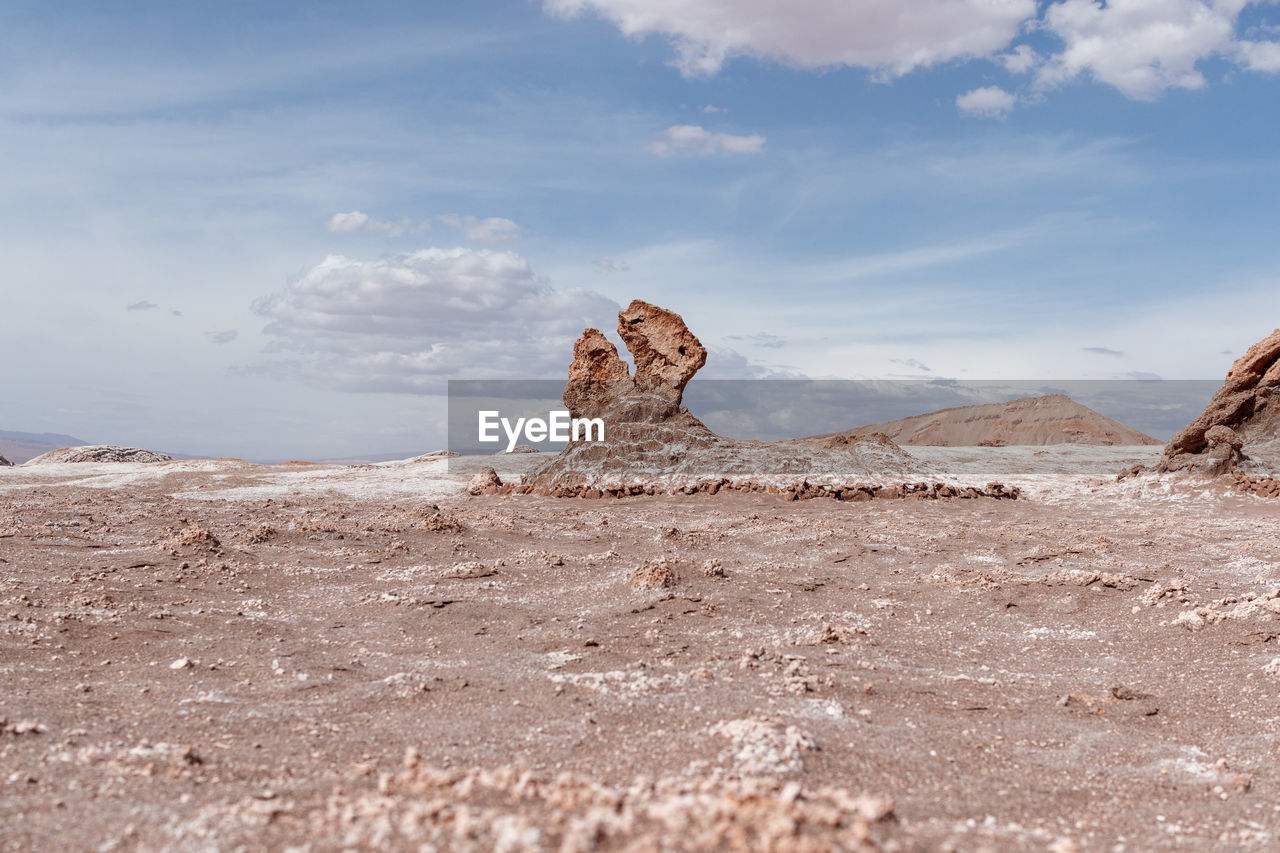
left=440, top=561, right=496, bottom=579
left=164, top=525, right=220, bottom=552
left=2, top=718, right=46, bottom=736
left=701, top=559, right=725, bottom=578
left=632, top=559, right=677, bottom=590
left=169, top=657, right=194, bottom=670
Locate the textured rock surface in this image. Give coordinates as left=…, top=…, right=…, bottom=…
left=834, top=394, right=1159, bottom=447
left=563, top=327, right=634, bottom=418
left=1161, top=328, right=1280, bottom=473
left=0, top=454, right=12, bottom=467
left=22, top=445, right=173, bottom=465
left=616, top=299, right=706, bottom=405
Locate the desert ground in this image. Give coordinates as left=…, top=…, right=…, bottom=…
left=2, top=447, right=1280, bottom=851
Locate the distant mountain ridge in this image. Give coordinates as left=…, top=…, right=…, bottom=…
left=0, top=428, right=93, bottom=465
left=0, top=429, right=89, bottom=446
left=828, top=394, right=1160, bottom=447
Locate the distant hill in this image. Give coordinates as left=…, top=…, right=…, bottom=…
left=0, top=429, right=92, bottom=465
left=827, top=394, right=1160, bottom=447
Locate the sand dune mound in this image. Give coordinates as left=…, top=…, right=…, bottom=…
left=828, top=394, right=1159, bottom=447
left=525, top=300, right=941, bottom=494
left=1160, top=328, right=1280, bottom=474
left=23, top=445, right=174, bottom=465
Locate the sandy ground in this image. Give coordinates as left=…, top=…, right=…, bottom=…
left=3, top=446, right=1280, bottom=850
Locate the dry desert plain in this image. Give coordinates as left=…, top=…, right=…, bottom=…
left=2, top=446, right=1280, bottom=851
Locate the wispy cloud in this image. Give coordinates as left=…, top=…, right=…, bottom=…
left=647, top=125, right=765, bottom=157
left=438, top=214, right=521, bottom=243
left=206, top=329, right=239, bottom=345
left=325, top=211, right=428, bottom=238
left=1082, top=346, right=1124, bottom=357
left=728, top=332, right=786, bottom=349
left=127, top=300, right=157, bottom=311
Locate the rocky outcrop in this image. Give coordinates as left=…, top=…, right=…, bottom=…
left=466, top=467, right=503, bottom=496
left=1160, top=329, right=1280, bottom=473
left=522, top=300, right=942, bottom=495
left=563, top=300, right=706, bottom=418
left=23, top=446, right=173, bottom=465
left=0, top=455, right=12, bottom=467
left=616, top=300, right=706, bottom=404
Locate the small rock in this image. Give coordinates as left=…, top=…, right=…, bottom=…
left=466, top=467, right=503, bottom=496
left=170, top=657, right=194, bottom=670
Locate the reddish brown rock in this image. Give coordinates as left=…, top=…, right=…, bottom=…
left=466, top=467, right=503, bottom=496
left=1160, top=329, right=1280, bottom=472
left=563, top=328, right=634, bottom=419
left=616, top=299, right=706, bottom=405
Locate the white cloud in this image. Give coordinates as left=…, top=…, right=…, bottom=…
left=438, top=214, right=522, bottom=243
left=127, top=300, right=157, bottom=311
left=325, top=211, right=426, bottom=238
left=1001, top=44, right=1039, bottom=73
left=1238, top=37, right=1280, bottom=71
left=546, top=0, right=1280, bottom=100
left=957, top=86, right=1017, bottom=117
left=701, top=104, right=729, bottom=113
left=544, top=0, right=1036, bottom=77
left=648, top=125, right=766, bottom=156
left=1037, top=0, right=1267, bottom=100
left=251, top=248, right=618, bottom=392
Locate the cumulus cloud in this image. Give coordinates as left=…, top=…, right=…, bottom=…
left=546, top=0, right=1280, bottom=99
left=251, top=248, right=618, bottom=392
left=438, top=214, right=521, bottom=243
left=544, top=0, right=1035, bottom=77
left=127, top=300, right=158, bottom=311
left=648, top=125, right=766, bottom=156
left=325, top=211, right=426, bottom=238
left=1037, top=0, right=1275, bottom=99
left=1082, top=346, right=1124, bottom=357
left=206, top=329, right=239, bottom=345
left=956, top=86, right=1017, bottom=117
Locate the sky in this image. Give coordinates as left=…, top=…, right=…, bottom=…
left=3, top=0, right=1279, bottom=459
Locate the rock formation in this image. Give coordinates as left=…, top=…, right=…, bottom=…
left=562, top=300, right=706, bottom=418
left=1160, top=329, right=1280, bottom=473
left=615, top=300, right=706, bottom=404
left=0, top=454, right=12, bottom=467
left=23, top=446, right=174, bottom=465
left=563, top=328, right=634, bottom=419
left=524, top=300, right=941, bottom=494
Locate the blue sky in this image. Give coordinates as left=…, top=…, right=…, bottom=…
left=3, top=0, right=1279, bottom=458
